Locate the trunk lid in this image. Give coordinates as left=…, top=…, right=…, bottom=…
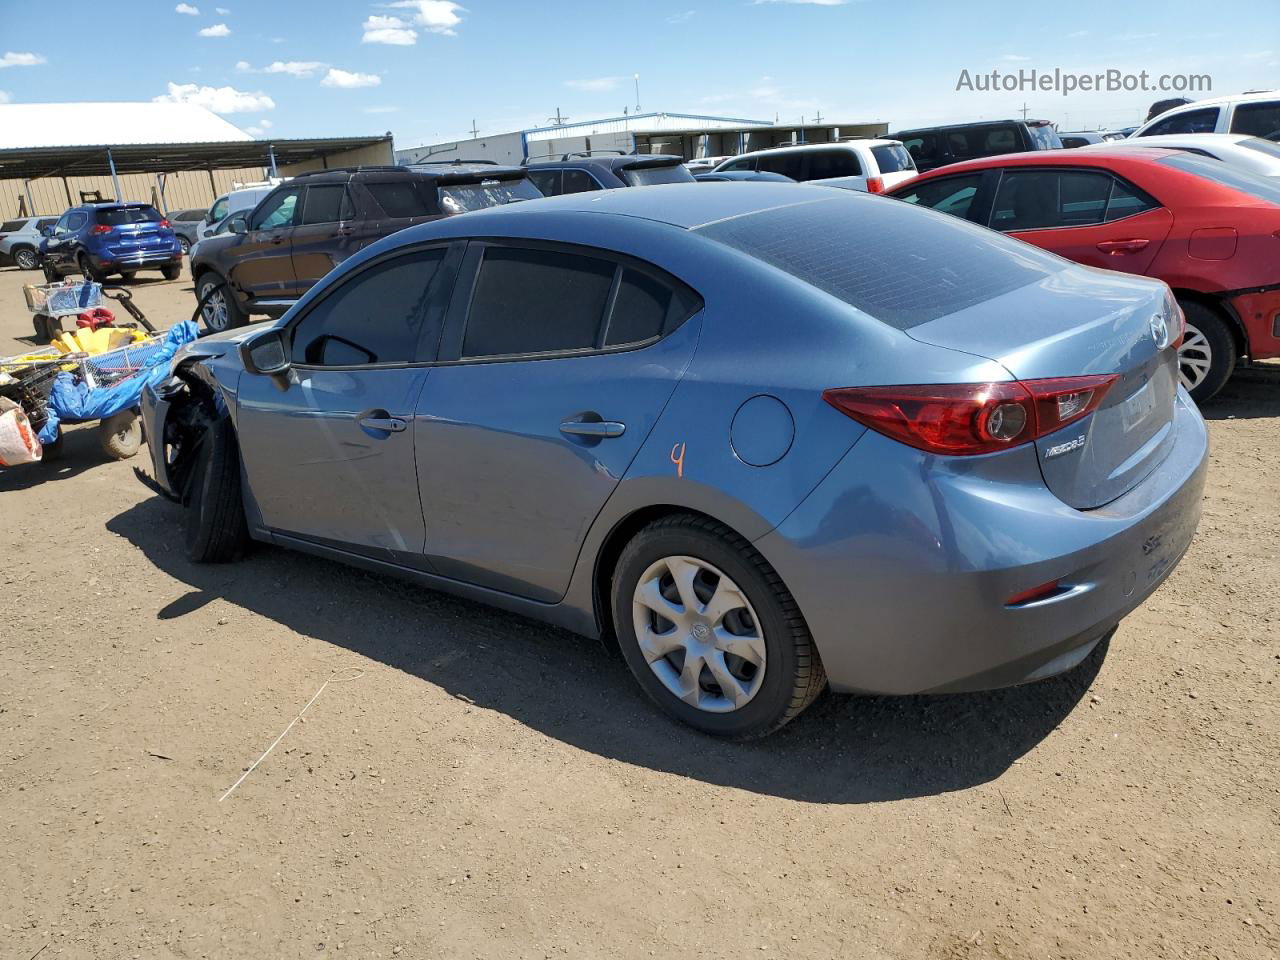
left=908, top=266, right=1180, bottom=509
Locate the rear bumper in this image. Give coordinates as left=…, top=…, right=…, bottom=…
left=757, top=388, right=1208, bottom=694
left=1227, top=286, right=1280, bottom=360
left=91, top=248, right=182, bottom=270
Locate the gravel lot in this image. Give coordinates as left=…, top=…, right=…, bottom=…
left=1, top=265, right=1277, bottom=960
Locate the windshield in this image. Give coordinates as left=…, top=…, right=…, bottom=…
left=871, top=144, right=916, bottom=174
left=97, top=205, right=162, bottom=226
left=438, top=178, right=543, bottom=212
left=1027, top=124, right=1063, bottom=149
left=622, top=163, right=696, bottom=187
left=1161, top=153, right=1280, bottom=204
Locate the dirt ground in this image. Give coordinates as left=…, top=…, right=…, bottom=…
left=0, top=264, right=1276, bottom=960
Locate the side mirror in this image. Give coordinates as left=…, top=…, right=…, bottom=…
left=40, top=226, right=54, bottom=237
left=240, top=329, right=290, bottom=376
left=230, top=217, right=248, bottom=235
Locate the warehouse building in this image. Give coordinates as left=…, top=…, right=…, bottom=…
left=0, top=102, right=395, bottom=219
left=396, top=111, right=890, bottom=165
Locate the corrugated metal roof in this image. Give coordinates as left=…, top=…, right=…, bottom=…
left=0, top=102, right=252, bottom=150
left=524, top=111, right=773, bottom=142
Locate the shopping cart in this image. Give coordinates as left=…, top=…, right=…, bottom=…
left=23, top=279, right=102, bottom=342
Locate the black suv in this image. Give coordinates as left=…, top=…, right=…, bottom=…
left=191, top=163, right=540, bottom=331
left=887, top=120, right=1063, bottom=173
left=523, top=152, right=694, bottom=196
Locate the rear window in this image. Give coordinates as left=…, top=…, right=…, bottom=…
left=439, top=178, right=543, bottom=212
left=696, top=194, right=1066, bottom=330
left=948, top=125, right=1021, bottom=159
left=365, top=179, right=437, bottom=218
left=621, top=163, right=695, bottom=187
left=0, top=219, right=26, bottom=232
left=96, top=205, right=162, bottom=226
left=871, top=144, right=915, bottom=174
left=1026, top=124, right=1063, bottom=150
left=1160, top=153, right=1280, bottom=204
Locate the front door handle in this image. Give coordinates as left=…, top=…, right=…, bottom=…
left=359, top=415, right=407, bottom=433
left=560, top=417, right=626, bottom=439
left=1096, top=238, right=1150, bottom=255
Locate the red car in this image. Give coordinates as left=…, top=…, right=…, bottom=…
left=887, top=147, right=1280, bottom=402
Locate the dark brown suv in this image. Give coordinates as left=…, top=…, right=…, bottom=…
left=191, top=164, right=540, bottom=331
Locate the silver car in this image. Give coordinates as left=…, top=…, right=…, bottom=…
left=141, top=184, right=1207, bottom=739
left=0, top=216, right=58, bottom=270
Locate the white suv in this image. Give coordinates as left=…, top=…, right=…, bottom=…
left=1132, top=90, right=1280, bottom=140
left=711, top=139, right=917, bottom=193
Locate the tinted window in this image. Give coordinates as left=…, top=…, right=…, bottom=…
left=1141, top=107, right=1219, bottom=136
left=1230, top=101, right=1280, bottom=140
left=463, top=247, right=614, bottom=358
left=719, top=158, right=755, bottom=173
left=756, top=153, right=805, bottom=180
left=251, top=188, right=300, bottom=230
left=606, top=269, right=671, bottom=346
left=291, top=250, right=443, bottom=366
left=64, top=212, right=88, bottom=232
left=1058, top=171, right=1113, bottom=225
left=893, top=173, right=984, bottom=220
left=621, top=163, right=696, bottom=186
left=0, top=219, right=26, bottom=232
left=870, top=144, right=915, bottom=174
left=1104, top=180, right=1157, bottom=221
left=1061, top=136, right=1090, bottom=149
left=1160, top=153, right=1280, bottom=204
left=991, top=171, right=1060, bottom=230
left=1026, top=124, right=1062, bottom=149
left=97, top=205, right=162, bottom=226
left=561, top=169, right=603, bottom=194
left=898, top=133, right=941, bottom=167
left=527, top=170, right=561, bottom=196
left=300, top=185, right=350, bottom=225
left=440, top=178, right=544, bottom=212
left=365, top=180, right=435, bottom=218
left=806, top=149, right=861, bottom=180
left=696, top=194, right=1065, bottom=330
left=36, top=218, right=57, bottom=231
left=948, top=125, right=1020, bottom=160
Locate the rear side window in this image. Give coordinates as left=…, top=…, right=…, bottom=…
left=606, top=270, right=672, bottom=346
left=1104, top=180, right=1157, bottom=221
left=893, top=173, right=984, bottom=220
left=291, top=249, right=443, bottom=366
left=365, top=180, right=436, bottom=218
left=697, top=194, right=1065, bottom=330
left=1230, top=101, right=1280, bottom=140
left=1141, top=107, right=1219, bottom=136
left=463, top=248, right=615, bottom=357
left=1160, top=152, right=1280, bottom=204
left=300, top=185, right=352, bottom=225
left=948, top=125, right=1020, bottom=160
left=561, top=169, right=603, bottom=194
left=621, top=163, right=695, bottom=187
left=0, top=219, right=26, bottom=232
left=805, top=149, right=861, bottom=180
left=870, top=144, right=915, bottom=174
left=97, top=205, right=162, bottom=226
left=756, top=153, right=805, bottom=180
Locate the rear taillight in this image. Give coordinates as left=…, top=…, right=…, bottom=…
left=159, top=219, right=171, bottom=228
left=91, top=224, right=112, bottom=235
left=866, top=176, right=885, bottom=194
left=823, top=375, right=1119, bottom=456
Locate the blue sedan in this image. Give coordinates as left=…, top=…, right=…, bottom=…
left=141, top=183, right=1207, bottom=739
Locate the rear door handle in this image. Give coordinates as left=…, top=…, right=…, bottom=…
left=359, top=415, right=407, bottom=433
left=559, top=418, right=626, bottom=439
left=1096, top=238, right=1150, bottom=254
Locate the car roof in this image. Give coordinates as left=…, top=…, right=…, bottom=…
left=732, top=139, right=904, bottom=158
left=902, top=146, right=1186, bottom=177
left=1163, top=89, right=1280, bottom=109
left=891, top=119, right=1048, bottom=135
left=525, top=154, right=683, bottom=170
left=1120, top=133, right=1256, bottom=146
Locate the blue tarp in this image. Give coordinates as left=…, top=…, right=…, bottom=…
left=37, top=320, right=199, bottom=445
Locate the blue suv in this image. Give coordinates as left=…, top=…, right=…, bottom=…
left=39, top=203, right=184, bottom=283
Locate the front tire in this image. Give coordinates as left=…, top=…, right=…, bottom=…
left=1178, top=301, right=1236, bottom=404
left=612, top=514, right=826, bottom=740
left=13, top=247, right=38, bottom=271
left=184, top=419, right=249, bottom=563
left=196, top=273, right=245, bottom=333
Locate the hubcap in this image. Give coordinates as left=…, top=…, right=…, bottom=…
left=1178, top=322, right=1212, bottom=392
left=202, top=286, right=228, bottom=331
left=631, top=555, right=766, bottom=714
left=16, top=250, right=36, bottom=269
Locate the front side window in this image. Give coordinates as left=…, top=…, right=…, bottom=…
left=719, top=158, right=755, bottom=173
left=893, top=173, right=984, bottom=220
left=526, top=170, right=561, bottom=196
left=291, top=249, right=444, bottom=366
left=300, top=185, right=352, bottom=225
left=1026, top=124, right=1062, bottom=150
left=251, top=188, right=301, bottom=230
left=561, top=169, right=603, bottom=194
left=805, top=149, right=861, bottom=180
left=1141, top=107, right=1219, bottom=136
left=898, top=134, right=939, bottom=166
left=208, top=197, right=229, bottom=222
left=1230, top=101, right=1280, bottom=140
left=463, top=247, right=615, bottom=358
left=64, top=212, right=88, bottom=233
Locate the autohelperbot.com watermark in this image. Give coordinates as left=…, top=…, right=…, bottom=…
left=956, top=67, right=1212, bottom=97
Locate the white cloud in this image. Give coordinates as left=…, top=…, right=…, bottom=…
left=153, top=81, right=274, bottom=113
left=245, top=125, right=265, bottom=136
left=362, top=14, right=418, bottom=45
left=565, top=76, right=623, bottom=92
left=667, top=9, right=695, bottom=22
left=238, top=59, right=325, bottom=77
left=363, top=105, right=400, bottom=113
left=1001, top=54, right=1031, bottom=62
left=175, top=2, right=200, bottom=14
left=216, top=6, right=230, bottom=12
left=258, top=118, right=273, bottom=128
left=0, top=91, right=10, bottom=104
left=321, top=68, right=381, bottom=88
left=197, top=23, right=231, bottom=37
left=0, top=52, right=47, bottom=68
left=235, top=60, right=251, bottom=71
left=386, top=1, right=464, bottom=36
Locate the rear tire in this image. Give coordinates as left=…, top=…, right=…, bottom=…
left=41, top=261, right=59, bottom=283
left=1177, top=300, right=1236, bottom=404
left=184, top=419, right=249, bottom=563
left=196, top=273, right=246, bottom=333
left=77, top=252, right=107, bottom=284
left=13, top=247, right=38, bottom=271
left=161, top=264, right=181, bottom=281
left=611, top=514, right=826, bottom=740
left=99, top=411, right=142, bottom=460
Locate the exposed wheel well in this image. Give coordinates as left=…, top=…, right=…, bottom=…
left=592, top=504, right=754, bottom=647
left=1172, top=289, right=1247, bottom=358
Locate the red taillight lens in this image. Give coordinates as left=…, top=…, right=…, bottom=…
left=1006, top=579, right=1062, bottom=607
left=159, top=218, right=171, bottom=228
left=823, top=375, right=1119, bottom=457
left=866, top=176, right=885, bottom=194
left=91, top=224, right=112, bottom=235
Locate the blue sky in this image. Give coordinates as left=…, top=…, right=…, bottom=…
left=0, top=0, right=1276, bottom=147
